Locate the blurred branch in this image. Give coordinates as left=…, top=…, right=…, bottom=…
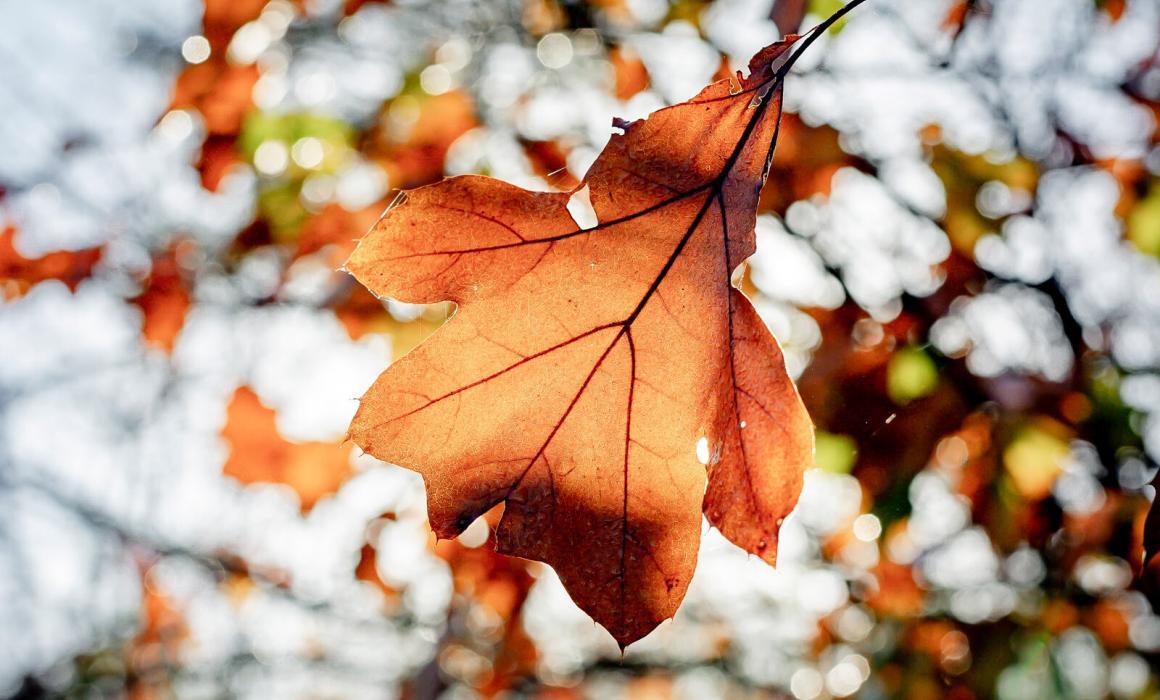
left=8, top=472, right=387, bottom=624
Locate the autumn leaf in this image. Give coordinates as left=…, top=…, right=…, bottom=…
left=296, top=202, right=384, bottom=260
left=222, top=386, right=353, bottom=511
left=1134, top=492, right=1160, bottom=610
left=609, top=45, right=650, bottom=101
left=125, top=581, right=187, bottom=699
left=131, top=245, right=192, bottom=353
left=521, top=139, right=581, bottom=191
left=0, top=226, right=102, bottom=298
left=940, top=0, right=970, bottom=31
left=1144, top=475, right=1160, bottom=568
left=197, top=135, right=243, bottom=192
left=171, top=61, right=259, bottom=136
left=355, top=542, right=399, bottom=601
left=433, top=509, right=538, bottom=694
left=867, top=556, right=924, bottom=618
left=369, top=90, right=479, bottom=189
left=340, top=14, right=869, bottom=645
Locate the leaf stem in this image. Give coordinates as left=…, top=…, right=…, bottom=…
left=776, top=0, right=872, bottom=80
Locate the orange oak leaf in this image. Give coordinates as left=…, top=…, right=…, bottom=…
left=345, top=26, right=845, bottom=646
left=222, top=386, right=353, bottom=511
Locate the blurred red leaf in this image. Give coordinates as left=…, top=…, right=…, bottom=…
left=770, top=0, right=807, bottom=34
left=297, top=202, right=384, bottom=260
left=941, top=1, right=970, bottom=31
left=131, top=246, right=192, bottom=353
left=197, top=135, right=243, bottom=192
left=434, top=511, right=538, bottom=694
left=866, top=557, right=925, bottom=618
left=1142, top=480, right=1160, bottom=605
left=521, top=139, right=580, bottom=191
left=1102, top=0, right=1127, bottom=22
left=369, top=90, right=479, bottom=189
left=171, top=61, right=260, bottom=136
left=202, top=0, right=267, bottom=51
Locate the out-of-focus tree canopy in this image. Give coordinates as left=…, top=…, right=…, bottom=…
left=1, top=0, right=1160, bottom=698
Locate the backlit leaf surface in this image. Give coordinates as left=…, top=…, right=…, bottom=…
left=347, top=37, right=814, bottom=647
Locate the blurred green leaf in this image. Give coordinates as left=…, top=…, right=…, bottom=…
left=815, top=430, right=858, bottom=473
left=240, top=112, right=354, bottom=173
left=257, top=181, right=307, bottom=244
left=887, top=346, right=939, bottom=404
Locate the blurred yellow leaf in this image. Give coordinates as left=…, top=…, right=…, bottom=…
left=1128, top=182, right=1160, bottom=257
left=1003, top=420, right=1070, bottom=500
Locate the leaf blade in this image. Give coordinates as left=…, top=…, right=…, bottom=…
left=347, top=34, right=815, bottom=647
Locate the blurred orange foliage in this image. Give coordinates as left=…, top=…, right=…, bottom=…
left=0, top=226, right=101, bottom=298
left=221, top=386, right=354, bottom=511
left=131, top=246, right=193, bottom=352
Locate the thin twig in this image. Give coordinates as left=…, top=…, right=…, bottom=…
left=777, top=0, right=873, bottom=80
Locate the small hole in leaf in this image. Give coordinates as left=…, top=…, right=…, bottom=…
left=695, top=436, right=710, bottom=465
left=567, top=185, right=598, bottom=230
left=457, top=516, right=489, bottom=548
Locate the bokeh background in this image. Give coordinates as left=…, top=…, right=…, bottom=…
left=2, top=0, right=1160, bottom=698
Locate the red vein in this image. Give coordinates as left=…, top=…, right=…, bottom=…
left=368, top=45, right=792, bottom=570
left=431, top=203, right=528, bottom=242
left=367, top=322, right=620, bottom=429
left=386, top=182, right=712, bottom=261
left=619, top=328, right=637, bottom=644
left=370, top=64, right=783, bottom=445
left=717, top=190, right=757, bottom=523
left=503, top=328, right=629, bottom=499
